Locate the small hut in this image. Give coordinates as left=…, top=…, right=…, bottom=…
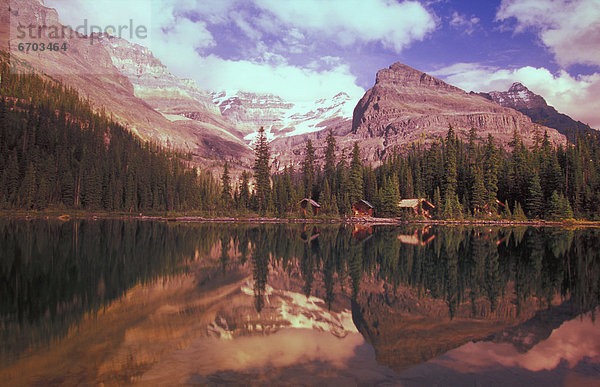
left=298, top=198, right=320, bottom=216
left=352, top=199, right=374, bottom=217
left=398, top=198, right=436, bottom=218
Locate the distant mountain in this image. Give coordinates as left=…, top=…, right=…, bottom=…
left=475, top=82, right=592, bottom=139
left=211, top=90, right=355, bottom=142
left=351, top=63, right=566, bottom=162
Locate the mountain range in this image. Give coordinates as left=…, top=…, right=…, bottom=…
left=3, top=0, right=593, bottom=173
left=475, top=82, right=591, bottom=140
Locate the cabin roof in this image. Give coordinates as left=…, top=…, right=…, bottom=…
left=398, top=198, right=436, bottom=209
left=298, top=198, right=321, bottom=207
left=354, top=199, right=374, bottom=208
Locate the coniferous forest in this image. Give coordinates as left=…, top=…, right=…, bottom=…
left=0, top=57, right=220, bottom=213
left=265, top=126, right=600, bottom=220
left=2, top=53, right=600, bottom=220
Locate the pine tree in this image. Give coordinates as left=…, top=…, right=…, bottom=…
left=483, top=134, right=499, bottom=210
left=512, top=201, right=527, bottom=221
left=221, top=162, right=232, bottom=207
left=349, top=142, right=363, bottom=204
left=302, top=139, right=315, bottom=198
left=320, top=179, right=336, bottom=215
left=502, top=200, right=512, bottom=219
left=526, top=171, right=543, bottom=218
left=444, top=125, right=458, bottom=200
left=548, top=190, right=563, bottom=220
left=239, top=171, right=250, bottom=210
left=324, top=129, right=336, bottom=189
left=19, top=163, right=37, bottom=209
left=253, top=126, right=271, bottom=214
left=471, top=167, right=486, bottom=215
left=380, top=175, right=400, bottom=217
left=433, top=186, right=442, bottom=218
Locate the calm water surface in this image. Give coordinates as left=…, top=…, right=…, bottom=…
left=0, top=220, right=599, bottom=385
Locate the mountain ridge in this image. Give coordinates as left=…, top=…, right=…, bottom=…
left=475, top=82, right=592, bottom=139
left=348, top=61, right=566, bottom=163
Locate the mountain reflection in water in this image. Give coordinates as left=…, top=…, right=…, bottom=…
left=0, top=220, right=598, bottom=385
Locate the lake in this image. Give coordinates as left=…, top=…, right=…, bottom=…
left=0, top=220, right=598, bottom=385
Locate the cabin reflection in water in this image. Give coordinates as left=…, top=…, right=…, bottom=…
left=352, top=225, right=373, bottom=241
left=300, top=226, right=320, bottom=243
left=397, top=226, right=435, bottom=246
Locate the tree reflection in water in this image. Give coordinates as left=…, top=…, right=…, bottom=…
left=1, top=220, right=598, bottom=374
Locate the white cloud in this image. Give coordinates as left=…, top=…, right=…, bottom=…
left=192, top=55, right=365, bottom=103
left=431, top=63, right=600, bottom=128
left=253, top=0, right=436, bottom=53
left=496, top=0, right=600, bottom=68
left=449, top=11, right=480, bottom=35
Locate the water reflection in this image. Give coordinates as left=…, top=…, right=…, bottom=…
left=0, top=220, right=598, bottom=384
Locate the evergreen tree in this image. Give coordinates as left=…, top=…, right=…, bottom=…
left=349, top=142, right=363, bottom=204
left=502, top=200, right=512, bottom=219
left=239, top=171, right=250, bottom=210
left=380, top=175, right=400, bottom=217
left=512, top=201, right=527, bottom=221
left=302, top=139, right=315, bottom=198
left=324, top=129, right=336, bottom=189
left=526, top=171, right=544, bottom=218
left=433, top=186, right=442, bottom=218
left=483, top=134, right=499, bottom=210
left=19, top=163, right=36, bottom=209
left=471, top=167, right=486, bottom=215
left=221, top=162, right=232, bottom=207
left=444, top=125, right=458, bottom=200
left=253, top=127, right=271, bottom=214
left=320, top=179, right=337, bottom=215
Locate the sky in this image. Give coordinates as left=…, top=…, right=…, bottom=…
left=43, top=0, right=600, bottom=128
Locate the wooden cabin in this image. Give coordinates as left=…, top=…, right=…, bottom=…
left=352, top=199, right=374, bottom=217
left=298, top=198, right=320, bottom=216
left=397, top=198, right=436, bottom=218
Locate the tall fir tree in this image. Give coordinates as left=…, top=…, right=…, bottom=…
left=526, top=171, right=544, bottom=218
left=349, top=142, right=363, bottom=205
left=471, top=167, right=486, bottom=215
left=324, top=129, right=336, bottom=189
left=253, top=126, right=271, bottom=214
left=302, top=139, right=316, bottom=198
left=483, top=134, right=499, bottom=210
left=221, top=162, right=232, bottom=207
left=444, top=125, right=458, bottom=201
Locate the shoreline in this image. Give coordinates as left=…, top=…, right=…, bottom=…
left=1, top=210, right=599, bottom=227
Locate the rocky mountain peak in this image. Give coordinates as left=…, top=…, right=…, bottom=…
left=351, top=61, right=565, bottom=159
left=375, top=62, right=461, bottom=92
left=480, top=82, right=592, bottom=138
left=487, top=82, right=548, bottom=110
left=508, top=82, right=527, bottom=92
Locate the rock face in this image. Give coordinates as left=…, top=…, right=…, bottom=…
left=477, top=82, right=592, bottom=138
left=3, top=0, right=253, bottom=167
left=352, top=63, right=566, bottom=157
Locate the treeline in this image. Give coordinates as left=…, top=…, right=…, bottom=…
left=231, top=125, right=600, bottom=220
left=378, top=125, right=600, bottom=220
left=0, top=57, right=220, bottom=212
